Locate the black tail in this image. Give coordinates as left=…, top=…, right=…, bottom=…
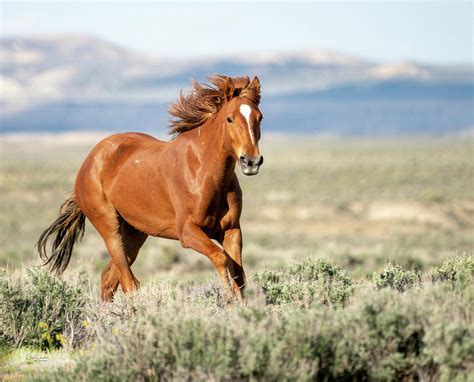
left=36, top=195, right=85, bottom=275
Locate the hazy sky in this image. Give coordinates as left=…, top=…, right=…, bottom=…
left=1, top=1, right=472, bottom=63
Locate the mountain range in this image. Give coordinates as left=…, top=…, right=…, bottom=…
left=1, top=35, right=472, bottom=135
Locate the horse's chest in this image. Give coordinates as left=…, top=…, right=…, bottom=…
left=196, top=191, right=227, bottom=229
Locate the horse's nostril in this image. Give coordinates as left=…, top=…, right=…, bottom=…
left=240, top=155, right=263, bottom=168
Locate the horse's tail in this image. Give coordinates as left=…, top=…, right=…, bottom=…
left=36, top=194, right=86, bottom=275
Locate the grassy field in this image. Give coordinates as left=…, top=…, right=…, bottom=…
left=0, top=134, right=473, bottom=380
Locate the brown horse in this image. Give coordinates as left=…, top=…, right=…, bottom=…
left=37, top=75, right=263, bottom=303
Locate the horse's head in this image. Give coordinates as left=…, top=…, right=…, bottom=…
left=223, top=76, right=264, bottom=176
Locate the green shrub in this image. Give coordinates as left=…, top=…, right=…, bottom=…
left=45, top=285, right=473, bottom=381
left=254, top=258, right=353, bottom=306
left=431, top=255, right=473, bottom=291
left=0, top=268, right=89, bottom=350
left=373, top=263, right=421, bottom=292
left=423, top=321, right=474, bottom=381
left=3, top=258, right=473, bottom=381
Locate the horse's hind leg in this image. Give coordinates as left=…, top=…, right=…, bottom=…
left=101, top=219, right=148, bottom=301
left=83, top=198, right=142, bottom=297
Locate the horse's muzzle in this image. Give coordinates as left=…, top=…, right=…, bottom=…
left=239, top=155, right=264, bottom=176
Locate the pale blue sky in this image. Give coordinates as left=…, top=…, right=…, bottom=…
left=1, top=1, right=472, bottom=63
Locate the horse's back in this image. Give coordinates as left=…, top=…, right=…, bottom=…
left=92, top=131, right=165, bottom=162
left=76, top=132, right=166, bottom=192
left=97, top=132, right=166, bottom=150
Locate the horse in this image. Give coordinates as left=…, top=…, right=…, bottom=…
left=36, top=75, right=264, bottom=303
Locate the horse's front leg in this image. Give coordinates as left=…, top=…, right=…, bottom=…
left=179, top=221, right=234, bottom=304
left=223, top=227, right=246, bottom=303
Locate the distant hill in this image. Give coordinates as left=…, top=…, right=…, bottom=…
left=0, top=35, right=472, bottom=135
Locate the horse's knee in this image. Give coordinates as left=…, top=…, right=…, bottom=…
left=209, top=251, right=228, bottom=270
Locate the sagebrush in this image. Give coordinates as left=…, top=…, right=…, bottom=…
left=1, top=257, right=472, bottom=381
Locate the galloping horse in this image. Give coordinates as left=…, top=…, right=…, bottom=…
left=37, top=75, right=263, bottom=303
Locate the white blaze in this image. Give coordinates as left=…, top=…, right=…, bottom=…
left=239, top=104, right=255, bottom=145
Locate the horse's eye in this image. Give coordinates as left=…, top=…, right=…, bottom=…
left=258, top=115, right=263, bottom=122
left=226, top=116, right=233, bottom=123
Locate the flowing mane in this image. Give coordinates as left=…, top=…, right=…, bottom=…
left=168, top=75, right=261, bottom=136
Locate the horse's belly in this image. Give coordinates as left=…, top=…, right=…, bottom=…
left=117, top=204, right=178, bottom=239
left=107, top=169, right=178, bottom=239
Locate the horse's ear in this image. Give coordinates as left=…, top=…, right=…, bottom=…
left=224, top=77, right=235, bottom=101
left=248, top=76, right=261, bottom=94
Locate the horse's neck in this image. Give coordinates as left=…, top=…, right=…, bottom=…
left=202, top=116, right=235, bottom=174
left=188, top=115, right=235, bottom=181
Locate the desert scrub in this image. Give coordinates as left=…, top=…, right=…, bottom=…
left=373, top=263, right=421, bottom=292
left=254, top=258, right=353, bottom=306
left=44, top=279, right=473, bottom=381
left=431, top=255, right=473, bottom=291
left=0, top=268, right=90, bottom=350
